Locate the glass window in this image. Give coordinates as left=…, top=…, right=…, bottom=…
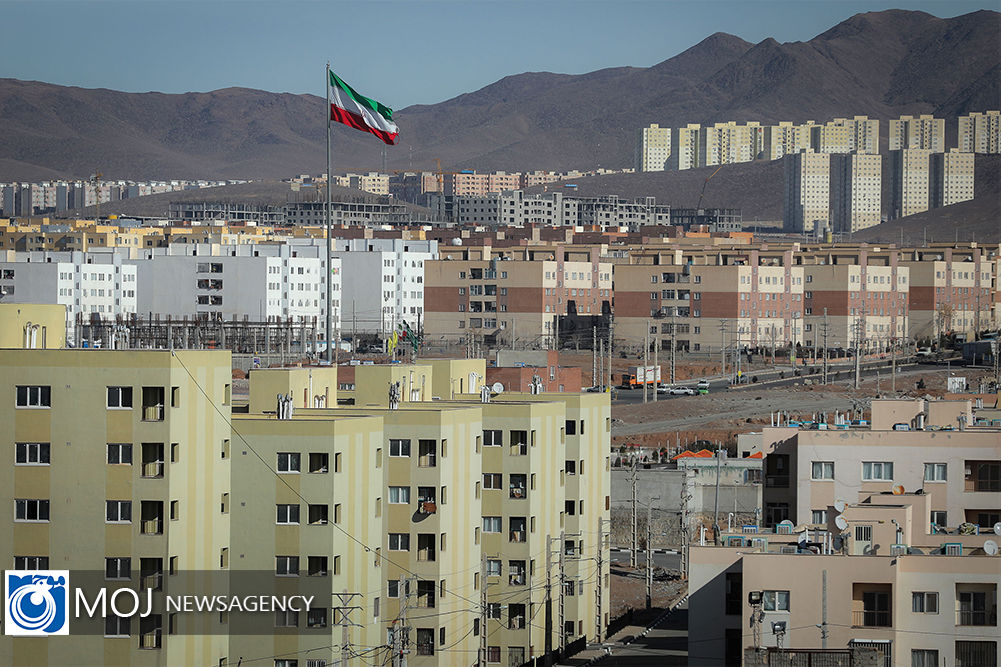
left=107, top=443, right=132, bottom=465
left=912, top=592, right=938, bottom=614
left=862, top=461, right=893, bottom=481
left=389, top=439, right=411, bottom=457
left=811, top=461, right=834, bottom=480
left=923, top=463, right=947, bottom=482
left=388, top=486, right=411, bottom=504
left=107, top=386, right=133, bottom=409
left=762, top=590, right=790, bottom=611
left=15, top=442, right=50, bottom=465
left=277, top=452, right=300, bottom=473
left=482, top=516, right=502, bottom=533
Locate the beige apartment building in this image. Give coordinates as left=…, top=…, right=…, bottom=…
left=767, top=121, right=813, bottom=160
left=958, top=110, right=1000, bottom=154
left=614, top=247, right=805, bottom=355
left=424, top=244, right=612, bottom=347
left=784, top=150, right=831, bottom=234
left=890, top=148, right=932, bottom=219
left=889, top=114, right=946, bottom=152
left=831, top=152, right=882, bottom=233
left=811, top=116, right=879, bottom=155
left=700, top=122, right=765, bottom=166
left=930, top=149, right=976, bottom=208
left=638, top=124, right=672, bottom=172
left=670, top=124, right=701, bottom=170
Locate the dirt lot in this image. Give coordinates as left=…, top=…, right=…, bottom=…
left=609, top=563, right=686, bottom=617
left=610, top=365, right=996, bottom=447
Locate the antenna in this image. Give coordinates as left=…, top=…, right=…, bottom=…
left=835, top=515, right=849, bottom=531
left=985, top=540, right=999, bottom=556
left=491, top=382, right=504, bottom=394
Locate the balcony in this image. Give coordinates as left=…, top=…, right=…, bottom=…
left=140, top=501, right=164, bottom=535
left=509, top=573, right=526, bottom=586
left=852, top=609, right=891, bottom=627
left=141, top=443, right=164, bottom=479
left=141, top=387, right=165, bottom=422
left=765, top=475, right=789, bottom=488
left=957, top=610, right=997, bottom=626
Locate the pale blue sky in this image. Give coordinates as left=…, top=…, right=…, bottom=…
left=2, top=0, right=995, bottom=108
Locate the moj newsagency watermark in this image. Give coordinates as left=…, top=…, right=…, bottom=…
left=5, top=570, right=325, bottom=636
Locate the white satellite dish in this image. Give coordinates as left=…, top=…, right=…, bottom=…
left=985, top=540, right=999, bottom=556
left=491, top=382, right=504, bottom=394
left=835, top=515, right=849, bottom=531
left=994, top=522, right=1001, bottom=536
left=834, top=499, right=847, bottom=513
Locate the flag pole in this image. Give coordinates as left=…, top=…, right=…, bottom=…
left=325, top=62, right=333, bottom=365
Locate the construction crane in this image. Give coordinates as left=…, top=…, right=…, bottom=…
left=695, top=165, right=724, bottom=212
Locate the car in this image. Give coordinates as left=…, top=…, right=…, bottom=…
left=585, top=385, right=603, bottom=393
left=915, top=347, right=933, bottom=358
left=667, top=386, right=697, bottom=396
left=696, top=380, right=711, bottom=391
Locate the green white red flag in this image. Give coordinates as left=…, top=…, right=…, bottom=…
left=328, top=70, right=399, bottom=145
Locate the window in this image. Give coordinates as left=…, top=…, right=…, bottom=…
left=911, top=650, right=938, bottom=667
left=483, top=473, right=502, bottom=490
left=16, top=499, right=50, bottom=522
left=862, top=461, right=894, bottom=481
left=107, top=386, right=133, bottom=409
left=416, top=581, right=435, bottom=608
left=811, top=461, right=834, bottom=480
left=106, top=557, right=131, bottom=580
left=487, top=603, right=501, bottom=619
left=274, top=610, right=298, bottom=628
left=486, top=559, right=502, bottom=576
left=106, top=500, right=132, bottom=523
left=107, top=443, right=132, bottom=465
left=277, top=452, right=300, bottom=473
left=955, top=641, right=997, bottom=667
left=276, top=504, right=300, bottom=524
left=276, top=556, right=299, bottom=576
left=762, top=590, right=790, bottom=611
left=389, top=533, right=410, bottom=551
left=15, top=556, right=49, bottom=569
left=510, top=430, right=528, bottom=455
left=924, top=463, right=947, bottom=482
left=105, top=615, right=130, bottom=637
left=308, top=504, right=328, bottom=525
left=483, top=430, right=502, bottom=447
left=957, top=587, right=996, bottom=626
left=308, top=453, right=329, bottom=473
left=307, top=608, right=327, bottom=628
left=483, top=516, right=502, bottom=533
left=930, top=510, right=947, bottom=529
left=15, top=442, right=49, bottom=465
left=389, top=439, right=411, bottom=457
left=16, top=385, right=51, bottom=408
left=388, top=486, right=411, bottom=504
left=418, top=440, right=436, bottom=467
left=565, top=420, right=576, bottom=435
left=417, top=628, right=434, bottom=656
left=417, top=534, right=436, bottom=561
left=812, top=510, right=827, bottom=524
left=912, top=592, right=938, bottom=614
left=486, top=646, right=501, bottom=663
left=307, top=556, right=328, bottom=577
left=509, top=474, right=527, bottom=499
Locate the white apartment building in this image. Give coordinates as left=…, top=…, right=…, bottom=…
left=931, top=149, right=976, bottom=208
left=324, top=238, right=437, bottom=334
left=638, top=124, right=672, bottom=172
left=0, top=250, right=137, bottom=343
left=890, top=148, right=932, bottom=219
left=700, top=121, right=764, bottom=166
left=958, top=110, right=1000, bottom=154
left=832, top=152, right=882, bottom=233
left=784, top=150, right=831, bottom=234
left=767, top=121, right=813, bottom=160
left=123, top=243, right=337, bottom=324
left=811, top=116, right=879, bottom=154
left=670, top=124, right=701, bottom=170
left=889, top=114, right=946, bottom=152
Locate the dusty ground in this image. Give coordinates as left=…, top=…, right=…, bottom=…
left=608, top=563, right=686, bottom=618
left=610, top=365, right=995, bottom=445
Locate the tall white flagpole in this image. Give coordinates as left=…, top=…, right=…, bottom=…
left=325, top=62, right=333, bottom=365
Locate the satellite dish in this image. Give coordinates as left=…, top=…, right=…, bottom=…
left=892, top=484, right=905, bottom=495
left=984, top=540, right=999, bottom=556
left=994, top=522, right=1001, bottom=536
left=835, top=515, right=849, bottom=531
left=491, top=382, right=504, bottom=394
left=834, top=500, right=847, bottom=513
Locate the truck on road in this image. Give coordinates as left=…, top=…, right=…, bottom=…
left=619, top=365, right=661, bottom=388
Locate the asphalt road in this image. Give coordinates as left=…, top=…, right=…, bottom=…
left=610, top=549, right=681, bottom=571
left=593, top=602, right=689, bottom=666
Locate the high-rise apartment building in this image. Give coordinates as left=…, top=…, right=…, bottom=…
left=930, top=149, right=976, bottom=208
left=783, top=150, right=831, bottom=234
left=958, top=110, right=1000, bottom=153
left=831, top=152, right=882, bottom=233
left=670, top=124, right=701, bottom=170
left=890, top=148, right=932, bottom=219
left=767, top=121, right=813, bottom=160
left=637, top=124, right=672, bottom=172
left=889, top=114, right=946, bottom=152
left=810, top=116, right=878, bottom=154
left=699, top=122, right=762, bottom=166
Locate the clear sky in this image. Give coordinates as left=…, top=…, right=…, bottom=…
left=3, top=0, right=995, bottom=109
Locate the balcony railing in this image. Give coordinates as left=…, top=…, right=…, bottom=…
left=957, top=610, right=997, bottom=626
left=142, top=405, right=164, bottom=422
left=141, top=461, right=164, bottom=479
left=852, top=610, right=891, bottom=627
left=509, top=530, right=526, bottom=543
left=141, top=519, right=163, bottom=535
left=139, top=629, right=162, bottom=649
left=141, top=573, right=163, bottom=591
left=509, top=574, right=526, bottom=586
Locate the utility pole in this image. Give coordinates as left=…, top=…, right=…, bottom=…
left=393, top=576, right=411, bottom=667
left=713, top=446, right=723, bottom=545
left=607, top=325, right=613, bottom=392
left=332, top=592, right=363, bottom=667
left=719, top=319, right=728, bottom=378
left=592, top=326, right=598, bottom=389
left=854, top=307, right=864, bottom=390
left=821, top=569, right=829, bottom=649
left=645, top=498, right=660, bottom=609
left=478, top=555, right=488, bottom=667
left=680, top=472, right=691, bottom=578
left=558, top=530, right=566, bottom=654
left=670, top=311, right=677, bottom=384
left=546, top=536, right=556, bottom=660
left=822, top=308, right=829, bottom=385
left=891, top=336, right=897, bottom=393
left=653, top=329, right=659, bottom=403
left=643, top=323, right=649, bottom=404
left=598, top=339, right=604, bottom=391
left=630, top=462, right=638, bottom=567
left=595, top=518, right=607, bottom=641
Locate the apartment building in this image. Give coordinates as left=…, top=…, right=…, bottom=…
left=670, top=124, right=702, bottom=170
left=699, top=122, right=766, bottom=166
left=810, top=116, right=879, bottom=154
left=613, top=247, right=806, bottom=354
left=638, top=124, right=672, bottom=172
left=890, top=148, right=932, bottom=219
left=930, top=149, right=976, bottom=208
left=783, top=150, right=831, bottom=234
left=424, top=245, right=613, bottom=347
left=889, top=114, right=946, bottom=152
left=958, top=110, right=1000, bottom=154
left=766, top=121, right=813, bottom=160
left=831, top=152, right=882, bottom=233
left=799, top=249, right=909, bottom=352
left=0, top=250, right=138, bottom=344
left=332, top=171, right=390, bottom=195
left=0, top=350, right=233, bottom=665
left=0, top=303, right=66, bottom=349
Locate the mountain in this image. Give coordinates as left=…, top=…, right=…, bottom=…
left=0, top=9, right=998, bottom=180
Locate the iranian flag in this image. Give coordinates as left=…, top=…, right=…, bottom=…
left=328, top=70, right=399, bottom=145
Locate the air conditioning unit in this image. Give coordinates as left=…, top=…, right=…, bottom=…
left=943, top=543, right=962, bottom=556
left=890, top=544, right=908, bottom=556
left=780, top=545, right=798, bottom=554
